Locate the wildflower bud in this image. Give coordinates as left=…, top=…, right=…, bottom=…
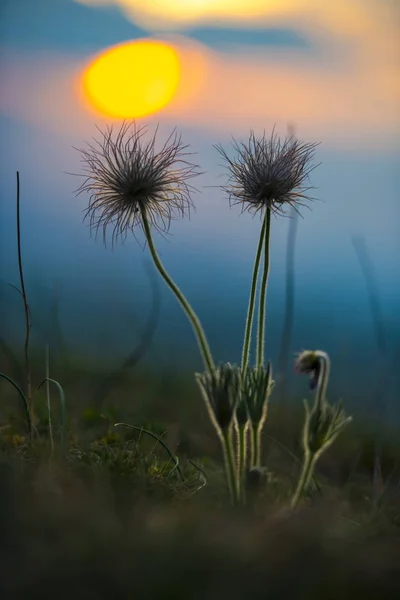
left=295, top=350, right=320, bottom=390
left=195, top=363, right=241, bottom=433
left=295, top=350, right=331, bottom=408
left=292, top=350, right=352, bottom=508
left=243, top=363, right=274, bottom=427
left=296, top=350, right=352, bottom=455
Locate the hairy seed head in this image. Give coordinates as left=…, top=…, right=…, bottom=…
left=215, top=129, right=319, bottom=217
left=73, top=121, right=201, bottom=246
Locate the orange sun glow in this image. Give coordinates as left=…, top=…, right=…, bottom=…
left=81, top=40, right=181, bottom=118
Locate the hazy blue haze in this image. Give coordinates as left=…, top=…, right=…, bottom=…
left=0, top=0, right=399, bottom=424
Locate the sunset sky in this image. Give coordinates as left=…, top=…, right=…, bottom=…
left=0, top=0, right=399, bottom=419
left=1, top=0, right=398, bottom=145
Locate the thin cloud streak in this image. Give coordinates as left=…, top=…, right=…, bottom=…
left=73, top=0, right=395, bottom=42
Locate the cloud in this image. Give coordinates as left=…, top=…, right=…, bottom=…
left=72, top=0, right=392, bottom=36
left=164, top=38, right=398, bottom=149
left=1, top=0, right=399, bottom=148
left=73, top=0, right=399, bottom=103
left=1, top=25, right=398, bottom=152
left=74, top=0, right=399, bottom=64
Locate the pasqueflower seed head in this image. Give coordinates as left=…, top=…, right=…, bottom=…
left=215, top=129, right=319, bottom=216
left=73, top=121, right=201, bottom=246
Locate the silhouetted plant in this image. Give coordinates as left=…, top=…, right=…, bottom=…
left=243, top=363, right=274, bottom=468
left=291, top=350, right=352, bottom=508
left=195, top=363, right=241, bottom=504
left=1, top=173, right=66, bottom=447
left=216, top=130, right=319, bottom=494
left=72, top=123, right=358, bottom=511
left=73, top=122, right=214, bottom=373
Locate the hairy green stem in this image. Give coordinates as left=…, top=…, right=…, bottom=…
left=249, top=422, right=263, bottom=468
left=291, top=451, right=317, bottom=509
left=141, top=206, right=214, bottom=373
left=221, top=428, right=239, bottom=505
left=236, top=423, right=248, bottom=502
left=256, top=207, right=271, bottom=369
left=249, top=424, right=255, bottom=468
left=241, top=214, right=267, bottom=377
left=315, top=351, right=330, bottom=410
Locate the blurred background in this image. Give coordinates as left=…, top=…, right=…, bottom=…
left=0, top=0, right=399, bottom=424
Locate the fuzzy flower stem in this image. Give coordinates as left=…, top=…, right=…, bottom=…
left=141, top=206, right=214, bottom=373
left=250, top=422, right=263, bottom=468
left=291, top=451, right=317, bottom=509
left=222, top=428, right=239, bottom=505
left=241, top=214, right=266, bottom=377
left=315, top=351, right=330, bottom=409
left=236, top=423, right=248, bottom=502
left=292, top=350, right=348, bottom=508
left=256, top=206, right=272, bottom=369
left=249, top=424, right=255, bottom=467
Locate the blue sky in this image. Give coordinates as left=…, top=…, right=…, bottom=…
left=0, top=0, right=399, bottom=421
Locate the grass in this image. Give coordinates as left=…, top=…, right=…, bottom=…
left=1, top=349, right=399, bottom=505
left=0, top=414, right=399, bottom=599
left=0, top=345, right=399, bottom=598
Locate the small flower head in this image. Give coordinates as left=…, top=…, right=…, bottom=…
left=215, top=129, right=319, bottom=217
left=242, top=363, right=274, bottom=426
left=295, top=350, right=320, bottom=390
left=195, top=363, right=241, bottom=433
left=73, top=121, right=201, bottom=246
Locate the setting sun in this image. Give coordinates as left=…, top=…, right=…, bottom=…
left=81, top=40, right=181, bottom=118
